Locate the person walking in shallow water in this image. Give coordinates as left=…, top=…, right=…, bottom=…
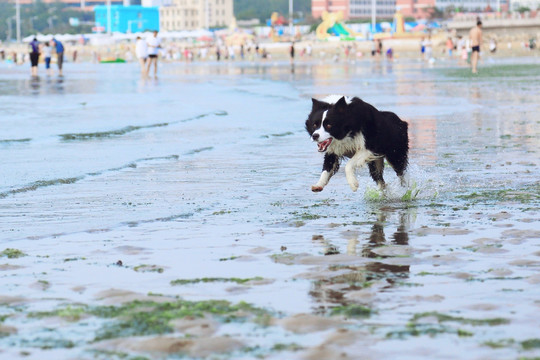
left=43, top=41, right=52, bottom=76
left=135, top=36, right=148, bottom=76
left=469, top=20, right=483, bottom=74
left=52, top=38, right=64, bottom=76
left=29, top=37, right=40, bottom=77
left=146, top=31, right=161, bottom=77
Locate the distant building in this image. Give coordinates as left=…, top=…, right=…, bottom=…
left=510, top=0, right=540, bottom=10
left=312, top=0, right=349, bottom=19
left=160, top=0, right=233, bottom=31
left=94, top=5, right=159, bottom=33
left=498, top=0, right=511, bottom=11
left=349, top=0, right=397, bottom=19
left=396, top=0, right=436, bottom=18
left=312, top=0, right=397, bottom=19
left=14, top=0, right=123, bottom=9
left=435, top=0, right=496, bottom=12
left=142, top=0, right=171, bottom=6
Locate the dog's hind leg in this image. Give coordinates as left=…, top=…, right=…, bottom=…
left=386, top=153, right=409, bottom=187
left=368, top=158, right=385, bottom=190
left=312, top=153, right=340, bottom=192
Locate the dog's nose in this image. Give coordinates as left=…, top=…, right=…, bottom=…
left=312, top=133, right=319, bottom=141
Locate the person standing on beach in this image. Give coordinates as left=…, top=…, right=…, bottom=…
left=135, top=36, right=148, bottom=76
left=469, top=20, right=483, bottom=74
left=446, top=37, right=454, bottom=58
left=289, top=42, right=295, bottom=64
left=424, top=35, right=433, bottom=61
left=489, top=38, right=497, bottom=53
left=146, top=30, right=161, bottom=77
left=43, top=41, right=52, bottom=76
left=29, top=37, right=40, bottom=77
left=52, top=38, right=64, bottom=76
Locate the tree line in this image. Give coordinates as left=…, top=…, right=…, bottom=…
left=1, top=1, right=94, bottom=41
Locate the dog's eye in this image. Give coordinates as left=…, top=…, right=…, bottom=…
left=325, top=123, right=332, bottom=129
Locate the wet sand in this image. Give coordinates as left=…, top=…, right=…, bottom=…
left=0, top=58, right=539, bottom=359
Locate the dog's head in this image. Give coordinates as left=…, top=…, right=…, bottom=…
left=305, top=96, right=351, bottom=152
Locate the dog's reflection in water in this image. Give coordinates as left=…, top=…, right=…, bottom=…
left=309, top=209, right=415, bottom=312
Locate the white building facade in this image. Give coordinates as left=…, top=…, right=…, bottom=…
left=349, top=0, right=397, bottom=18
left=435, top=0, right=496, bottom=11
left=510, top=0, right=540, bottom=9
left=160, top=0, right=233, bottom=31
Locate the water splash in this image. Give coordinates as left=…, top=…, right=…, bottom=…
left=363, top=163, right=442, bottom=203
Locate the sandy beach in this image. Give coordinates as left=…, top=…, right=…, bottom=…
left=2, top=27, right=540, bottom=64
left=0, top=55, right=539, bottom=359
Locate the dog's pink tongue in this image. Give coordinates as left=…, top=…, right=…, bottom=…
left=318, top=139, right=332, bottom=152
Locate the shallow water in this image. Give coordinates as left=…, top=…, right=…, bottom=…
left=1, top=58, right=539, bottom=359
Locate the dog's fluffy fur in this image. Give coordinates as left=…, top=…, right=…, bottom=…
left=305, top=95, right=409, bottom=192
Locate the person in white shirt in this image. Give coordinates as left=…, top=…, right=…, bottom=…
left=43, top=41, right=53, bottom=76
left=146, top=30, right=161, bottom=77
left=135, top=36, right=148, bottom=76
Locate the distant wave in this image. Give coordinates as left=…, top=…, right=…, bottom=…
left=0, top=138, right=32, bottom=144
left=0, top=154, right=179, bottom=199
left=260, top=131, right=294, bottom=138
left=59, top=110, right=228, bottom=141
left=59, top=123, right=168, bottom=141
left=232, top=88, right=297, bottom=101
left=122, top=213, right=194, bottom=228
left=0, top=177, right=83, bottom=198
left=185, top=146, right=213, bottom=155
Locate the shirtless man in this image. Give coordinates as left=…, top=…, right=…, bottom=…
left=469, top=20, right=483, bottom=74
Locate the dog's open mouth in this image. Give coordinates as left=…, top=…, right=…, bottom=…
left=317, top=138, right=333, bottom=152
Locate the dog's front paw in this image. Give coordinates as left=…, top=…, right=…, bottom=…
left=346, top=175, right=359, bottom=192
left=311, top=185, right=324, bottom=192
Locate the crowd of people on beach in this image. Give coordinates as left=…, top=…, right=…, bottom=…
left=132, top=39, right=306, bottom=65
left=1, top=24, right=538, bottom=78
left=418, top=20, right=493, bottom=73
left=15, top=37, right=65, bottom=77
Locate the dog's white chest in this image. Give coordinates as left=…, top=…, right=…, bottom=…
left=330, top=133, right=367, bottom=158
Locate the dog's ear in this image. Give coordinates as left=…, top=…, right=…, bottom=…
left=335, top=96, right=348, bottom=112
left=311, top=98, right=327, bottom=111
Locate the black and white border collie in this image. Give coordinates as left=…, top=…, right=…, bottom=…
left=305, top=95, right=409, bottom=192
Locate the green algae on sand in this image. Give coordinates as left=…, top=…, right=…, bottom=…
left=170, top=277, right=264, bottom=285
left=0, top=248, right=27, bottom=259
left=438, top=64, right=540, bottom=79
left=30, top=299, right=270, bottom=341
left=330, top=304, right=373, bottom=318
left=387, top=312, right=510, bottom=339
